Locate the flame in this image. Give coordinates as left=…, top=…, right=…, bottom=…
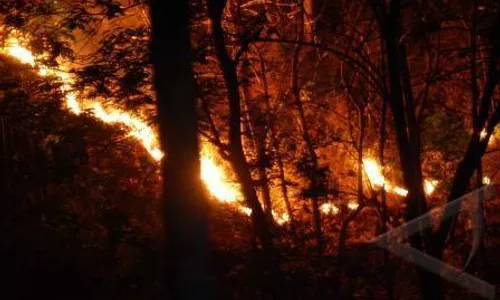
left=1, top=33, right=165, bottom=161
left=1, top=31, right=446, bottom=226
left=363, top=158, right=437, bottom=197
left=320, top=202, right=339, bottom=215
left=363, top=158, right=386, bottom=186
left=424, top=179, right=438, bottom=195
left=0, top=34, right=276, bottom=223
left=480, top=129, right=487, bottom=140
left=347, top=201, right=359, bottom=210
left=480, top=128, right=496, bottom=145
left=200, top=143, right=241, bottom=203
left=272, top=211, right=290, bottom=225
left=5, top=43, right=35, bottom=66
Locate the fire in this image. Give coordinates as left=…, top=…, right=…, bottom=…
left=200, top=143, right=241, bottom=203
left=320, top=202, right=339, bottom=215
left=480, top=128, right=496, bottom=145
left=363, top=158, right=437, bottom=197
left=362, top=158, right=386, bottom=186
left=424, top=179, right=438, bottom=195
left=5, top=43, right=35, bottom=66
left=347, top=201, right=359, bottom=210
left=272, top=211, right=290, bottom=225
left=1, top=31, right=449, bottom=226
left=1, top=33, right=296, bottom=223
left=480, top=129, right=487, bottom=140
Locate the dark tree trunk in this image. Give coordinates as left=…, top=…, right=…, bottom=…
left=207, top=0, right=275, bottom=254
left=241, top=64, right=274, bottom=221
left=292, top=42, right=323, bottom=254
left=207, top=0, right=281, bottom=296
left=370, top=1, right=500, bottom=298
left=379, top=98, right=395, bottom=300
left=370, top=0, right=436, bottom=298
left=150, top=1, right=209, bottom=299
left=255, top=49, right=300, bottom=240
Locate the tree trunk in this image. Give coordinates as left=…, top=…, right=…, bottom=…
left=150, top=1, right=209, bottom=299
left=292, top=41, right=323, bottom=254
left=207, top=1, right=281, bottom=296
left=241, top=64, right=274, bottom=221
left=208, top=0, right=275, bottom=254
left=273, top=136, right=300, bottom=242
left=372, top=1, right=434, bottom=297
left=256, top=48, right=300, bottom=240
left=379, top=98, right=395, bottom=300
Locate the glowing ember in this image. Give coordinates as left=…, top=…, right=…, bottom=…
left=480, top=128, right=496, bottom=145
left=320, top=202, right=339, bottom=215
left=424, top=179, right=438, bottom=196
left=480, top=129, right=487, bottom=140
left=392, top=187, right=409, bottom=197
left=347, top=201, right=359, bottom=210
left=272, top=211, right=290, bottom=225
left=239, top=207, right=252, bottom=216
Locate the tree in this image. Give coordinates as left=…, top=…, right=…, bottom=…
left=149, top=1, right=209, bottom=299
left=206, top=1, right=282, bottom=293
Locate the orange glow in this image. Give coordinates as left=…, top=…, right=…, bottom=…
left=424, top=179, right=438, bottom=196
left=200, top=143, right=242, bottom=203
left=320, top=203, right=339, bottom=215
left=362, top=158, right=386, bottom=186
left=347, top=201, right=359, bottom=210
left=0, top=33, right=264, bottom=219
left=272, top=211, right=290, bottom=225
left=5, top=43, right=36, bottom=66
left=363, top=158, right=437, bottom=197
left=1, top=33, right=165, bottom=160
left=480, top=129, right=487, bottom=140
left=1, top=32, right=443, bottom=225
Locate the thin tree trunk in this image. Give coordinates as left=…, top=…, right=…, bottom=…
left=469, top=0, right=486, bottom=278
left=337, top=102, right=365, bottom=296
left=256, top=49, right=300, bottom=239
left=273, top=136, right=300, bottom=242
left=431, top=15, right=500, bottom=293
left=208, top=0, right=274, bottom=251
left=150, top=1, right=209, bottom=299
left=207, top=1, right=281, bottom=296
left=379, top=98, right=394, bottom=300
left=292, top=29, right=323, bottom=254
left=241, top=63, right=274, bottom=221
left=371, top=1, right=434, bottom=297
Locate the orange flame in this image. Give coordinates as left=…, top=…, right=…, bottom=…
left=320, top=202, right=339, bottom=215
left=2, top=32, right=445, bottom=225
left=347, top=201, right=359, bottom=210
left=0, top=32, right=264, bottom=220
left=200, top=143, right=241, bottom=203
left=363, top=158, right=437, bottom=197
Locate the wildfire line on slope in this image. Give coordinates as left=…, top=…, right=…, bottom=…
left=0, top=31, right=299, bottom=223
left=6, top=30, right=487, bottom=226
left=362, top=158, right=439, bottom=197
